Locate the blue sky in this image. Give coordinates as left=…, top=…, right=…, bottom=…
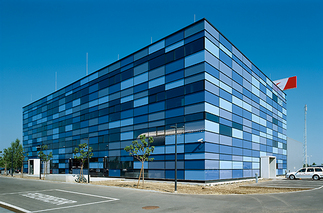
left=0, top=0, right=322, bottom=164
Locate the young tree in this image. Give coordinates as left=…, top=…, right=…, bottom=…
left=38, top=145, right=53, bottom=180
left=73, top=143, right=93, bottom=183
left=124, top=135, right=154, bottom=188
left=2, top=148, right=12, bottom=175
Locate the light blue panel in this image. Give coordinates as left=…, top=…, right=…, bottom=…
left=89, top=162, right=99, bottom=168
left=52, top=155, right=59, bottom=160
left=205, top=38, right=219, bottom=58
left=243, top=170, right=252, bottom=178
left=148, top=162, right=165, bottom=169
left=59, top=148, right=65, bottom=154
left=205, top=160, right=219, bottom=169
left=205, top=50, right=220, bottom=70
left=165, top=40, right=184, bottom=53
left=185, top=153, right=205, bottom=160
left=149, top=40, right=165, bottom=54
left=185, top=51, right=205, bottom=68
left=121, top=118, right=133, bottom=126
left=134, top=72, right=148, bottom=85
left=165, top=134, right=184, bottom=145
left=165, top=144, right=184, bottom=154
left=185, top=170, right=205, bottom=181
left=59, top=163, right=65, bottom=168
left=219, top=135, right=232, bottom=146
left=99, top=96, right=109, bottom=104
left=148, top=76, right=165, bottom=88
left=65, top=125, right=72, bottom=131
left=220, top=170, right=232, bottom=179
left=205, top=131, right=219, bottom=143
left=205, top=153, right=219, bottom=160
left=121, top=78, right=133, bottom=90
left=205, top=120, right=219, bottom=133
left=134, top=97, right=148, bottom=107
left=232, top=161, right=243, bottom=169
left=205, top=21, right=219, bottom=40
left=120, top=131, right=133, bottom=140
left=89, top=100, right=98, bottom=107
left=121, top=95, right=133, bottom=103
left=153, top=146, right=165, bottom=154
left=109, top=121, right=120, bottom=129
left=220, top=161, right=232, bottom=169
left=165, top=161, right=184, bottom=169
left=165, top=79, right=184, bottom=90
left=72, top=99, right=80, bottom=107
left=134, top=161, right=148, bottom=169
left=184, top=132, right=205, bottom=143
left=205, top=170, right=219, bottom=180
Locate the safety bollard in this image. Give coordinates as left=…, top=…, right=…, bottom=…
left=255, top=173, right=258, bottom=183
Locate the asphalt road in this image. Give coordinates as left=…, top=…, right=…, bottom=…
left=0, top=176, right=323, bottom=213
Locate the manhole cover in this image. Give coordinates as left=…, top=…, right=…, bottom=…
left=142, top=206, right=160, bottom=210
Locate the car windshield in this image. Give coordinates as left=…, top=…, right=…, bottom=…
left=298, top=168, right=306, bottom=172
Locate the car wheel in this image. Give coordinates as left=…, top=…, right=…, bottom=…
left=289, top=175, right=295, bottom=180
left=312, top=175, right=320, bottom=181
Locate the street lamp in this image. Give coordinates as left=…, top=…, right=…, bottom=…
left=82, top=138, right=90, bottom=183
left=170, top=124, right=184, bottom=193
left=37, top=145, right=41, bottom=179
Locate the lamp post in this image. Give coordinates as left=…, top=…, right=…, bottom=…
left=170, top=124, right=178, bottom=193
left=37, top=145, right=42, bottom=179
left=11, top=149, right=14, bottom=177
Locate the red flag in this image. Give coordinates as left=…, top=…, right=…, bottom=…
left=273, top=76, right=297, bottom=91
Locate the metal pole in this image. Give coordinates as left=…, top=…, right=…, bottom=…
left=39, top=145, right=42, bottom=179
left=171, top=124, right=178, bottom=192
left=87, top=137, right=90, bottom=183
left=11, top=150, right=14, bottom=177
left=304, top=105, right=307, bottom=167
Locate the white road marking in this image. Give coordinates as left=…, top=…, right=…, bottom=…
left=0, top=189, right=55, bottom=196
left=20, top=192, right=77, bottom=205
left=55, top=189, right=119, bottom=200
left=0, top=201, right=31, bottom=213
left=32, top=200, right=117, bottom=213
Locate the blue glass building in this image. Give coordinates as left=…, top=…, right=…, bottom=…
left=23, top=19, right=287, bottom=181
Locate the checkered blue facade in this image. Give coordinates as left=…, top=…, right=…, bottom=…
left=23, top=19, right=287, bottom=181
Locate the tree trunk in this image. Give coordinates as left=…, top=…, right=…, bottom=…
left=5, top=163, right=7, bottom=175
left=137, top=162, right=143, bottom=188
left=143, top=166, right=145, bottom=187
left=21, top=158, right=23, bottom=178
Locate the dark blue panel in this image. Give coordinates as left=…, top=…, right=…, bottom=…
left=232, top=71, right=243, bottom=85
left=121, top=55, right=133, bottom=67
left=109, top=169, right=120, bottom=177
left=166, top=59, right=184, bottom=74
left=205, top=91, right=219, bottom=106
left=185, top=91, right=204, bottom=105
left=166, top=31, right=184, bottom=46
left=134, top=105, right=148, bottom=116
left=165, top=154, right=184, bottom=160
left=165, top=107, right=184, bottom=118
left=232, top=104, right=243, bottom=116
left=185, top=143, right=205, bottom=153
left=219, top=124, right=232, bottom=137
left=219, top=89, right=231, bottom=102
left=134, top=82, right=148, bottom=93
left=165, top=69, right=184, bottom=83
left=232, top=89, right=243, bottom=99
left=149, top=101, right=165, bottom=113
left=134, top=115, right=148, bottom=124
left=121, top=109, right=133, bottom=119
left=219, top=50, right=232, bottom=68
left=165, top=170, right=184, bottom=179
left=242, top=109, right=252, bottom=120
left=220, top=34, right=232, bottom=51
left=205, top=62, right=219, bottom=79
left=109, top=83, right=120, bottom=94
left=185, top=160, right=205, bottom=169
left=185, top=31, right=204, bottom=44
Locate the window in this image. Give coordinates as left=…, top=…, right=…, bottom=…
left=307, top=168, right=314, bottom=172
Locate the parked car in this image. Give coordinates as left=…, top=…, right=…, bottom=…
left=286, top=167, right=323, bottom=180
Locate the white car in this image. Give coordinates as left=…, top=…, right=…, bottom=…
left=286, top=167, right=323, bottom=180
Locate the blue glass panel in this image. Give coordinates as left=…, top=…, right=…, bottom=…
left=134, top=115, right=148, bottom=124
left=219, top=50, right=232, bottom=68
left=185, top=143, right=205, bottom=153
left=243, top=140, right=252, bottom=149
left=219, top=145, right=232, bottom=154
left=205, top=91, right=219, bottom=106
left=149, top=101, right=165, bottom=113
left=219, top=34, right=232, bottom=51
left=243, top=162, right=252, bottom=169
left=134, top=105, right=148, bottom=116
left=166, top=31, right=184, bottom=46
left=232, top=138, right=242, bottom=148
left=185, top=91, right=204, bottom=105
left=232, top=170, right=243, bottom=178
left=185, top=160, right=205, bottom=169
left=185, top=31, right=204, bottom=44
left=219, top=89, right=231, bottom=102
left=165, top=170, right=184, bottom=179
left=109, top=169, right=120, bottom=177
left=165, top=107, right=184, bottom=118
left=166, top=59, right=184, bottom=74
left=165, top=70, right=184, bottom=83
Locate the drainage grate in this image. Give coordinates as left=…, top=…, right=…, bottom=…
left=142, top=206, right=160, bottom=210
